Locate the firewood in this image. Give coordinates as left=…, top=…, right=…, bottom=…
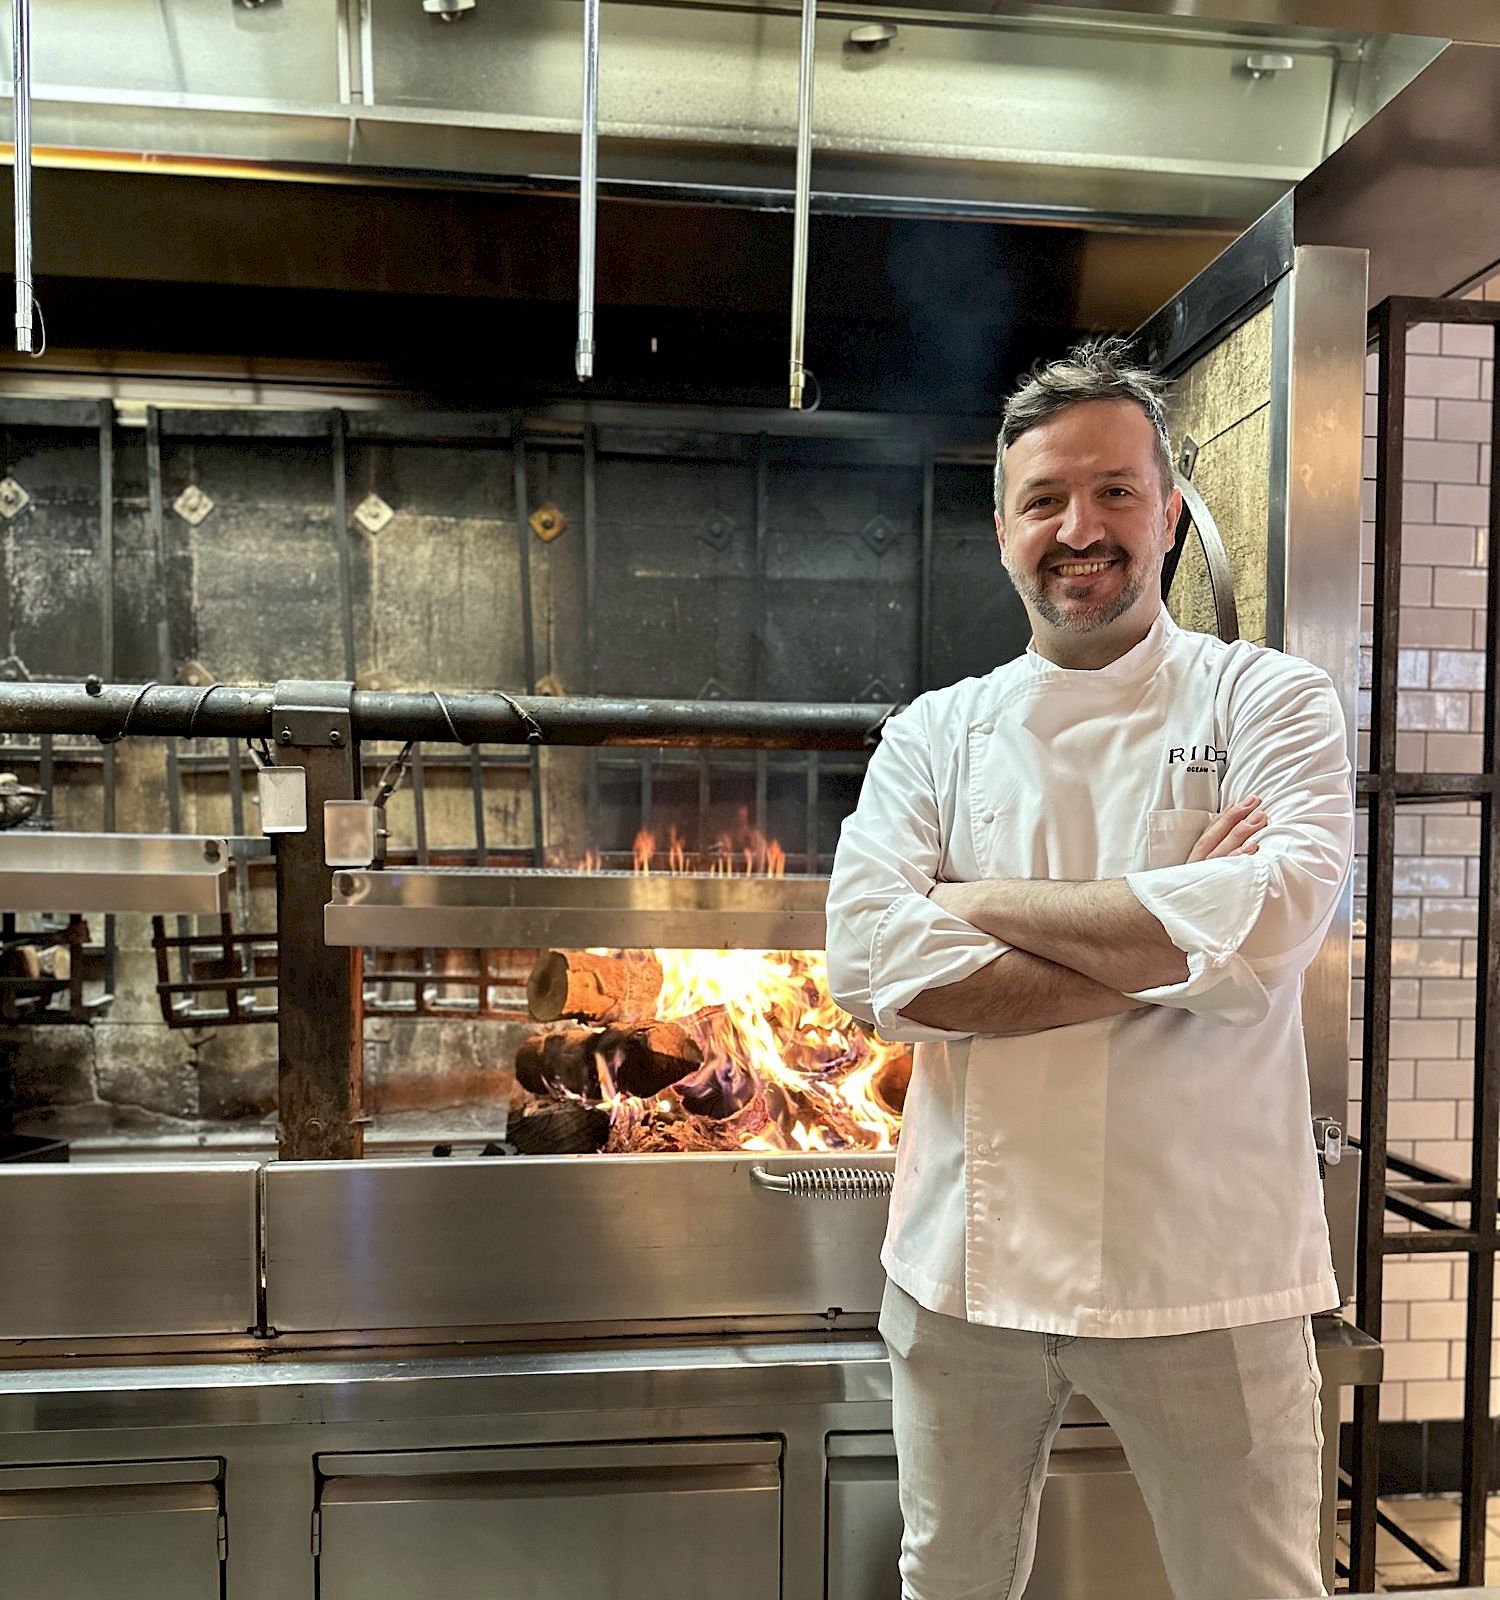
left=515, top=1028, right=601, bottom=1099
left=507, top=1098, right=610, bottom=1155
left=526, top=950, right=663, bottom=1024
left=514, top=1019, right=704, bottom=1100
left=602, top=1019, right=704, bottom=1098
left=0, top=945, right=40, bottom=981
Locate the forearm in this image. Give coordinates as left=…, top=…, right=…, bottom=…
left=897, top=946, right=1147, bottom=1035
left=936, top=877, right=1189, bottom=993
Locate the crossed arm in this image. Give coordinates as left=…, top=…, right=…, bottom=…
left=896, top=803, right=1266, bottom=1035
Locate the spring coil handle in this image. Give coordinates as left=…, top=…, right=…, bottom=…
left=750, top=1164, right=895, bottom=1200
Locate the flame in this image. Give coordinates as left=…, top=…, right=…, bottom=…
left=569, top=946, right=905, bottom=1153
left=576, top=809, right=789, bottom=878
left=550, top=816, right=888, bottom=1150
left=632, top=829, right=655, bottom=874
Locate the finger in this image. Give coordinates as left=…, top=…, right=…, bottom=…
left=1187, top=799, right=1261, bottom=862
left=1206, top=813, right=1268, bottom=859
left=1190, top=804, right=1268, bottom=864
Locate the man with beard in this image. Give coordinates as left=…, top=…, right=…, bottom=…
left=825, top=338, right=1354, bottom=1600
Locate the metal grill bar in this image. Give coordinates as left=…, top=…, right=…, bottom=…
left=0, top=683, right=895, bottom=751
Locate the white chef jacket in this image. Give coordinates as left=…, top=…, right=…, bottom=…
left=826, top=607, right=1353, bottom=1337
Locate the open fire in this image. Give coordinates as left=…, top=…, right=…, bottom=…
left=510, top=818, right=907, bottom=1155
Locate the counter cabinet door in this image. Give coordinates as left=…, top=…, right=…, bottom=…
left=315, top=1439, right=782, bottom=1600
left=0, top=1458, right=224, bottom=1600
left=826, top=1429, right=1172, bottom=1600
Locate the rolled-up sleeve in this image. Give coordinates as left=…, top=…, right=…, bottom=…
left=1123, top=660, right=1354, bottom=1028
left=826, top=700, right=1008, bottom=1042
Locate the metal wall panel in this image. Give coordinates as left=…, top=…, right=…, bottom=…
left=25, top=0, right=338, bottom=101
left=928, top=460, right=1029, bottom=691
left=264, top=1153, right=892, bottom=1331
left=0, top=1164, right=259, bottom=1339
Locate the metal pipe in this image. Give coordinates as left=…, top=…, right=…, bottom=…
left=0, top=682, right=895, bottom=751
left=575, top=0, right=600, bottom=382
left=10, top=0, right=32, bottom=354
left=788, top=0, right=817, bottom=409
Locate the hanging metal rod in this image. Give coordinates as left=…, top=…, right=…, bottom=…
left=0, top=682, right=896, bottom=752
left=11, top=0, right=34, bottom=354
left=575, top=0, right=601, bottom=382
left=788, top=0, right=817, bottom=410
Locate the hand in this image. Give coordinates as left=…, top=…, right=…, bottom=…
left=1187, top=796, right=1267, bottom=863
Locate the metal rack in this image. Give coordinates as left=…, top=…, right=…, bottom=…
left=1348, top=294, right=1500, bottom=1591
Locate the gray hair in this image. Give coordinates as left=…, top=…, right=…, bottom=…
left=993, top=336, right=1174, bottom=517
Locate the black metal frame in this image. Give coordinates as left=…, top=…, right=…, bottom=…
left=1349, top=295, right=1500, bottom=1591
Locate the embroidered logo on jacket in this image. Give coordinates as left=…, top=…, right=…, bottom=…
left=1167, top=743, right=1227, bottom=776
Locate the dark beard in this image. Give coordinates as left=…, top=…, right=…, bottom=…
left=1007, top=555, right=1148, bottom=634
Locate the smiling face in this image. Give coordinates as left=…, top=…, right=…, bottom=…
left=995, top=397, right=1181, bottom=668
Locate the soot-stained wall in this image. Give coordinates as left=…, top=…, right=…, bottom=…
left=0, top=399, right=1021, bottom=1142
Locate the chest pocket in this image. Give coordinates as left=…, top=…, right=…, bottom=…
left=1146, top=808, right=1214, bottom=870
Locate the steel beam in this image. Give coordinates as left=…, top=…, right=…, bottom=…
left=0, top=682, right=894, bottom=751
left=272, top=680, right=363, bottom=1162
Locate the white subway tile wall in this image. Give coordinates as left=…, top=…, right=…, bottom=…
left=1353, top=289, right=1495, bottom=1423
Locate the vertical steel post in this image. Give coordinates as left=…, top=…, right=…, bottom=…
left=10, top=0, right=34, bottom=354
left=1457, top=314, right=1500, bottom=1586
left=788, top=0, right=816, bottom=410
left=584, top=424, right=599, bottom=848
left=575, top=0, right=600, bottom=381
left=1349, top=298, right=1404, bottom=1595
left=98, top=402, right=117, bottom=994
left=147, top=410, right=190, bottom=978
left=511, top=417, right=545, bottom=864
left=331, top=410, right=357, bottom=682
left=273, top=680, right=363, bottom=1161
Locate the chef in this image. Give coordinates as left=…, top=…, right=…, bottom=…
left=826, top=337, right=1354, bottom=1600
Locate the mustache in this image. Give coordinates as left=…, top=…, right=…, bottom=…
left=1040, top=545, right=1125, bottom=569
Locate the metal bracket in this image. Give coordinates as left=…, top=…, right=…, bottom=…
left=698, top=510, right=735, bottom=551
left=530, top=504, right=568, bottom=542
left=860, top=515, right=899, bottom=556
left=272, top=679, right=354, bottom=750
left=353, top=492, right=394, bottom=535
left=0, top=476, right=30, bottom=520
left=173, top=484, right=214, bottom=526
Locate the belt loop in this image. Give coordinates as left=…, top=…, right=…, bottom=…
left=1042, top=1334, right=1056, bottom=1405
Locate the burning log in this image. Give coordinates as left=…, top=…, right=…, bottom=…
left=514, top=1028, right=600, bottom=1099
left=507, top=1096, right=610, bottom=1155
left=515, top=1019, right=705, bottom=1100
left=526, top=949, right=663, bottom=1024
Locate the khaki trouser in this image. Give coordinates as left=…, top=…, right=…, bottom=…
left=880, top=1280, right=1326, bottom=1600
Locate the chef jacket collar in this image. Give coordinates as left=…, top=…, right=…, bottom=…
left=1023, top=605, right=1174, bottom=686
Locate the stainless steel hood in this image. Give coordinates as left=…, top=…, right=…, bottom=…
left=0, top=0, right=1443, bottom=229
